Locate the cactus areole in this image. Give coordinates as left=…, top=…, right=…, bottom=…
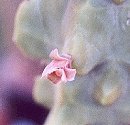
left=13, top=0, right=130, bottom=125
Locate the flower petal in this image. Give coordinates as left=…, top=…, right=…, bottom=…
left=49, top=49, right=70, bottom=61
left=62, top=53, right=71, bottom=60
left=51, top=60, right=69, bottom=68
left=64, top=68, right=76, bottom=81
left=42, top=60, right=68, bottom=77
left=60, top=69, right=67, bottom=83
left=42, top=61, right=59, bottom=77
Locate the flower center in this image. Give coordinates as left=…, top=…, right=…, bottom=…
left=55, top=70, right=62, bottom=77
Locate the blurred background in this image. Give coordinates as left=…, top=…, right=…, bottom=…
left=0, top=0, right=49, bottom=124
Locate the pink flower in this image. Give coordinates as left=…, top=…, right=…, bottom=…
left=42, top=49, right=76, bottom=84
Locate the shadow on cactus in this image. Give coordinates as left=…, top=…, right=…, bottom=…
left=13, top=0, right=130, bottom=125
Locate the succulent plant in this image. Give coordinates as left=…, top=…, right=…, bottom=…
left=13, top=0, right=130, bottom=125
